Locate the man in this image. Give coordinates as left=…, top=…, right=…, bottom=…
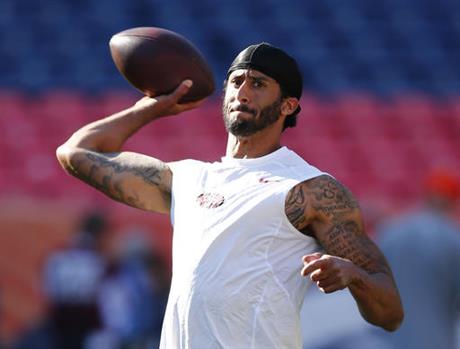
left=376, top=170, right=460, bottom=349
left=14, top=212, right=107, bottom=349
left=57, top=43, right=403, bottom=348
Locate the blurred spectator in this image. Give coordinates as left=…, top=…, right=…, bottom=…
left=86, top=230, right=169, bottom=349
left=14, top=211, right=109, bottom=349
left=375, top=169, right=460, bottom=349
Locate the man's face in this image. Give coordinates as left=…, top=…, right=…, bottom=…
left=222, top=69, right=283, bottom=137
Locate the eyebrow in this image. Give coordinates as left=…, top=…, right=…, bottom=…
left=230, top=72, right=271, bottom=82
left=249, top=75, right=269, bottom=82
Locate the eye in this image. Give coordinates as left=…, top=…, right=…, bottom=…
left=252, top=79, right=265, bottom=88
left=231, top=77, right=243, bottom=87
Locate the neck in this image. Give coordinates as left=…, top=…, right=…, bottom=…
left=225, top=127, right=283, bottom=159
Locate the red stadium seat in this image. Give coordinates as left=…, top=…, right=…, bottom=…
left=333, top=93, right=389, bottom=140
left=94, top=91, right=139, bottom=117
left=390, top=94, right=444, bottom=139
left=301, top=94, right=351, bottom=139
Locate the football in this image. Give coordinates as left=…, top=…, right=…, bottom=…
left=109, top=27, right=215, bottom=103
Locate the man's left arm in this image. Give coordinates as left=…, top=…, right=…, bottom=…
left=285, top=175, right=404, bottom=331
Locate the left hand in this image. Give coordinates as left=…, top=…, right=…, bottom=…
left=301, top=253, right=361, bottom=293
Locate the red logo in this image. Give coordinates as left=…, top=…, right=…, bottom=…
left=259, top=177, right=281, bottom=183
left=196, top=193, right=225, bottom=209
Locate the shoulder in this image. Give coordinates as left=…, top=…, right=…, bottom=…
left=285, top=174, right=360, bottom=233
left=168, top=159, right=212, bottom=194
left=168, top=159, right=207, bottom=172
left=168, top=159, right=210, bottom=179
left=277, top=148, right=329, bottom=181
left=288, top=174, right=356, bottom=205
left=300, top=175, right=357, bottom=206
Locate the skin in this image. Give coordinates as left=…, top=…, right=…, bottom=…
left=285, top=176, right=403, bottom=331
left=56, top=80, right=198, bottom=213
left=56, top=69, right=403, bottom=332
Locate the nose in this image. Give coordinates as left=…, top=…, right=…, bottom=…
left=236, top=81, right=251, bottom=104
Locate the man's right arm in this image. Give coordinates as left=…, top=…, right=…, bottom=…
left=56, top=80, right=201, bottom=214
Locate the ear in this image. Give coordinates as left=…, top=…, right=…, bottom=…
left=281, top=97, right=299, bottom=116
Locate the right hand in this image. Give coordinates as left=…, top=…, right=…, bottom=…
left=134, top=80, right=205, bottom=119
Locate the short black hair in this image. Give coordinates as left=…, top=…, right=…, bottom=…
left=227, top=43, right=303, bottom=100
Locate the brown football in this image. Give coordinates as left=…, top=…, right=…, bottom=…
left=109, top=27, right=215, bottom=103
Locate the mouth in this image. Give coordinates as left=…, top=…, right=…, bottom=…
left=231, top=110, right=252, bottom=116
left=230, top=106, right=256, bottom=116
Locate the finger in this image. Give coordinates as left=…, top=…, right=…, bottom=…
left=170, top=80, right=194, bottom=101
left=310, top=267, right=335, bottom=282
left=302, top=252, right=323, bottom=264
left=316, top=273, right=340, bottom=288
left=301, top=258, right=329, bottom=277
left=317, top=281, right=347, bottom=294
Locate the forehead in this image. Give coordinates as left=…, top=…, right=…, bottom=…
left=228, top=68, right=277, bottom=83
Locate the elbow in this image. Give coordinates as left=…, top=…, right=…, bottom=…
left=361, top=299, right=404, bottom=332
left=56, top=144, right=79, bottom=175
left=379, top=307, right=404, bottom=332
left=387, top=309, right=404, bottom=332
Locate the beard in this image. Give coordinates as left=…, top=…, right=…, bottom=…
left=222, top=97, right=283, bottom=137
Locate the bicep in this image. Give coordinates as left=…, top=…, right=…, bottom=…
left=288, top=175, right=391, bottom=274
left=313, top=213, right=389, bottom=274
left=62, top=148, right=172, bottom=213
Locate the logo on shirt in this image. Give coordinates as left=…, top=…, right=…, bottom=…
left=196, top=192, right=225, bottom=209
left=258, top=177, right=281, bottom=184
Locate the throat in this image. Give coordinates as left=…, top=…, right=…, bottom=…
left=226, top=133, right=282, bottom=159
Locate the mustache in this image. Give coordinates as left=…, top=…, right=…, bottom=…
left=231, top=105, right=257, bottom=115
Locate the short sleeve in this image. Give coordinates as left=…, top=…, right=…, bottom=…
left=168, top=159, right=207, bottom=226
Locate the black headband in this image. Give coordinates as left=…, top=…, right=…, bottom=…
left=227, top=43, right=303, bottom=100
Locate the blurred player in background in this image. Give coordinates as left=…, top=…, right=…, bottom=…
left=43, top=211, right=108, bottom=349
left=56, top=43, right=403, bottom=348
left=13, top=212, right=108, bottom=349
left=377, top=169, right=460, bottom=349
left=87, top=230, right=169, bottom=349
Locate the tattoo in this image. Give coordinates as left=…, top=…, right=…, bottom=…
left=286, top=175, right=390, bottom=275
left=285, top=184, right=308, bottom=229
left=308, top=176, right=359, bottom=218
left=86, top=153, right=163, bottom=186
left=322, top=221, right=385, bottom=273
left=67, top=151, right=169, bottom=210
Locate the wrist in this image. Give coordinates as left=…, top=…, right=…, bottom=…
left=349, top=265, right=368, bottom=290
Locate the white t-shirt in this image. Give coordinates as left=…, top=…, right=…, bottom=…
left=161, top=147, right=326, bottom=349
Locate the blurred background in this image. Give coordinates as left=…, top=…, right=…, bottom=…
left=1, top=0, right=460, bottom=348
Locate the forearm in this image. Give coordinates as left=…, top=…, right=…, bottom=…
left=293, top=177, right=404, bottom=331
left=349, top=269, right=403, bottom=331
left=58, top=80, right=197, bottom=155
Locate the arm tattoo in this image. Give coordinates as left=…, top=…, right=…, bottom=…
left=285, top=184, right=308, bottom=228
left=85, top=153, right=163, bottom=186
left=286, top=175, right=391, bottom=275
left=68, top=151, right=169, bottom=209
left=322, top=221, right=387, bottom=274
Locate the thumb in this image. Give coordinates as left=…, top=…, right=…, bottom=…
left=302, top=252, right=323, bottom=264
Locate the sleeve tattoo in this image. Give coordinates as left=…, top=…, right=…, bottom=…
left=286, top=175, right=391, bottom=275
left=67, top=150, right=170, bottom=209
